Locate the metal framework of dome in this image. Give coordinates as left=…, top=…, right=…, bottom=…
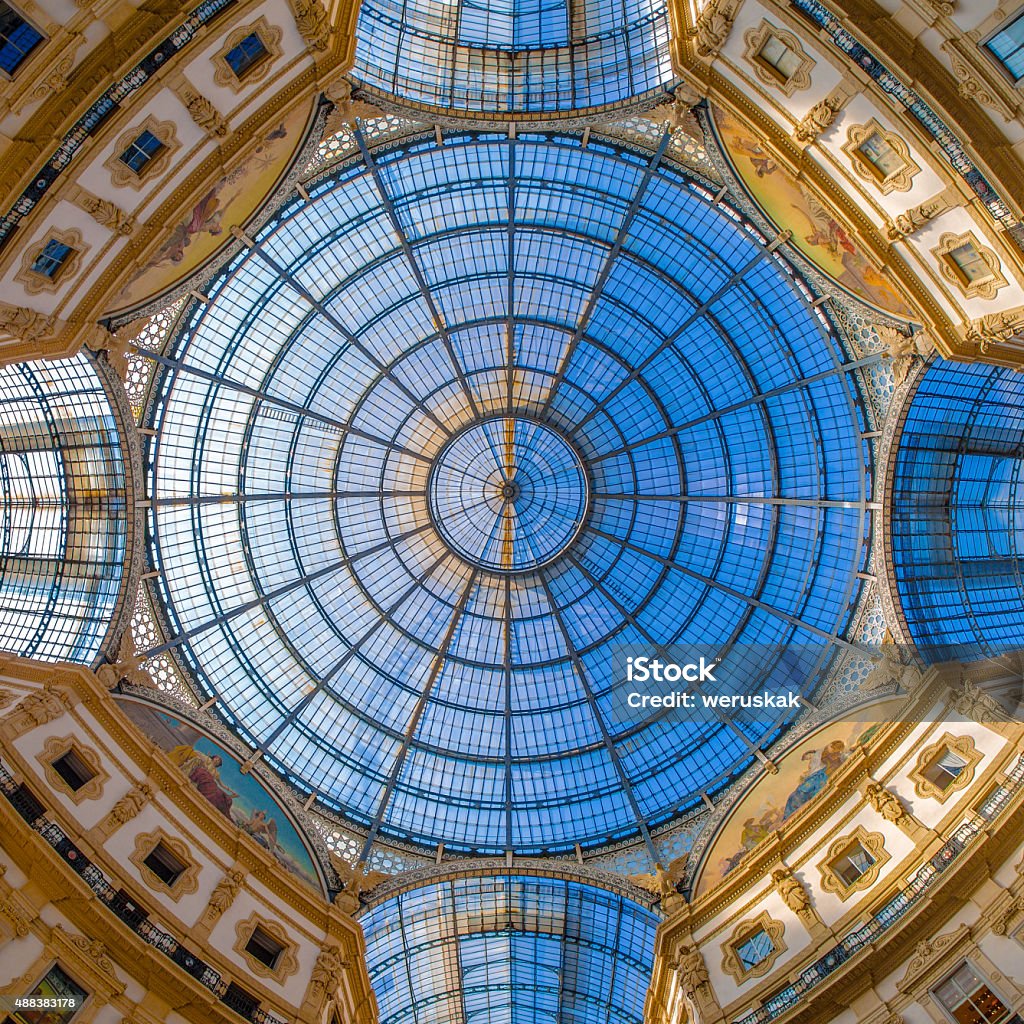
left=144, top=129, right=873, bottom=858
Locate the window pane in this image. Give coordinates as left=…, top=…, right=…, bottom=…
left=0, top=1, right=43, bottom=75
left=986, top=13, right=1024, bottom=81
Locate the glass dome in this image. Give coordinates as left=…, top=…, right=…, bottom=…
left=891, top=359, right=1024, bottom=661
left=360, top=874, right=659, bottom=1024
left=0, top=352, right=127, bottom=663
left=350, top=0, right=674, bottom=115
left=146, top=130, right=872, bottom=856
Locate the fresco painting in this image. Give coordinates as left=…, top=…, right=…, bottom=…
left=695, top=702, right=900, bottom=895
left=117, top=699, right=321, bottom=891
left=109, top=99, right=314, bottom=314
left=711, top=105, right=917, bottom=320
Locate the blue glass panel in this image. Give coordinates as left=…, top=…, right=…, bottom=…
left=361, top=876, right=659, bottom=1024
left=0, top=352, right=126, bottom=662
left=0, top=1, right=43, bottom=75
left=891, top=359, right=1024, bottom=661
left=986, top=12, right=1024, bottom=81
left=352, top=0, right=673, bottom=112
left=147, top=133, right=871, bottom=855
left=224, top=32, right=267, bottom=77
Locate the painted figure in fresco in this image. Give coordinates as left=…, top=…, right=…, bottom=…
left=169, top=744, right=238, bottom=817
left=240, top=808, right=285, bottom=858
left=783, top=738, right=848, bottom=818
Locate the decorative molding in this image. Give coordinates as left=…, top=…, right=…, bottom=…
left=940, top=40, right=1016, bottom=122
left=964, top=308, right=1024, bottom=354
left=896, top=925, right=968, bottom=989
left=793, top=97, right=842, bottom=144
left=842, top=119, right=920, bottom=194
left=177, top=86, right=230, bottom=138
left=203, top=868, right=245, bottom=924
left=69, top=185, right=135, bottom=235
left=932, top=231, right=1007, bottom=301
left=909, top=732, right=982, bottom=803
left=129, top=829, right=200, bottom=902
left=232, top=912, right=300, bottom=983
left=289, top=0, right=330, bottom=52
left=95, top=781, right=154, bottom=840
left=103, top=117, right=179, bottom=190
left=742, top=21, right=815, bottom=96
left=692, top=0, right=744, bottom=59
left=15, top=228, right=88, bottom=295
left=885, top=191, right=957, bottom=241
left=770, top=865, right=826, bottom=935
left=36, top=735, right=108, bottom=804
left=990, top=893, right=1024, bottom=936
left=873, top=325, right=935, bottom=388
left=212, top=17, right=284, bottom=92
left=720, top=911, right=787, bottom=984
left=817, top=825, right=890, bottom=901
left=1, top=681, right=75, bottom=738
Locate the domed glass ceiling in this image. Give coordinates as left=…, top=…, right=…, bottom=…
left=360, top=874, right=658, bottom=1024
left=146, top=130, right=873, bottom=856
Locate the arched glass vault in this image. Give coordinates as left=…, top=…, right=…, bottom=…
left=0, top=352, right=126, bottom=663
left=360, top=874, right=659, bottom=1024
left=350, top=0, right=675, bottom=115
left=144, top=129, right=874, bottom=858
left=891, top=360, right=1024, bottom=661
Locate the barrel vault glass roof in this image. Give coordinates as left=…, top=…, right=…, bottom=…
left=144, top=129, right=874, bottom=857
left=360, top=875, right=658, bottom=1024
left=891, top=360, right=1024, bottom=662
left=0, top=352, right=126, bottom=664
left=350, top=0, right=674, bottom=114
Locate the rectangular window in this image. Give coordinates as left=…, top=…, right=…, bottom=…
left=245, top=926, right=285, bottom=970
left=12, top=964, right=87, bottom=1024
left=118, top=129, right=165, bottom=175
left=758, top=35, right=802, bottom=80
left=857, top=132, right=904, bottom=180
left=986, top=12, right=1024, bottom=82
left=735, top=928, right=774, bottom=971
left=142, top=842, right=187, bottom=886
left=831, top=842, right=876, bottom=887
left=934, top=963, right=1012, bottom=1024
left=50, top=749, right=96, bottom=792
left=30, top=238, right=74, bottom=279
left=0, top=1, right=43, bottom=76
left=224, top=32, right=268, bottom=78
left=946, top=243, right=993, bottom=286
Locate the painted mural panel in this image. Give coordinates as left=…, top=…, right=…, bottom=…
left=694, top=701, right=901, bottom=896
left=117, top=699, right=321, bottom=891
left=711, top=105, right=916, bottom=320
left=108, top=99, right=315, bottom=315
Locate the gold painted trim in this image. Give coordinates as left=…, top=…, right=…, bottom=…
left=233, top=911, right=300, bottom=983
left=910, top=732, right=982, bottom=804
left=15, top=228, right=87, bottom=295
left=129, top=828, right=200, bottom=902
left=842, top=119, right=921, bottom=194
left=742, top=20, right=815, bottom=97
left=932, top=230, right=1008, bottom=301
left=720, top=910, right=787, bottom=984
left=212, top=17, right=284, bottom=92
left=817, top=825, right=890, bottom=901
left=102, top=116, right=180, bottom=191
left=36, top=735, right=108, bottom=805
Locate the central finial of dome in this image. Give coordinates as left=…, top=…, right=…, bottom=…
left=428, top=417, right=589, bottom=573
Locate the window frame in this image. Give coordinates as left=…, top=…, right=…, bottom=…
left=982, top=7, right=1024, bottom=85
left=818, top=826, right=890, bottom=901
left=931, top=961, right=1014, bottom=1024
left=212, top=17, right=283, bottom=92
left=0, top=0, right=45, bottom=79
